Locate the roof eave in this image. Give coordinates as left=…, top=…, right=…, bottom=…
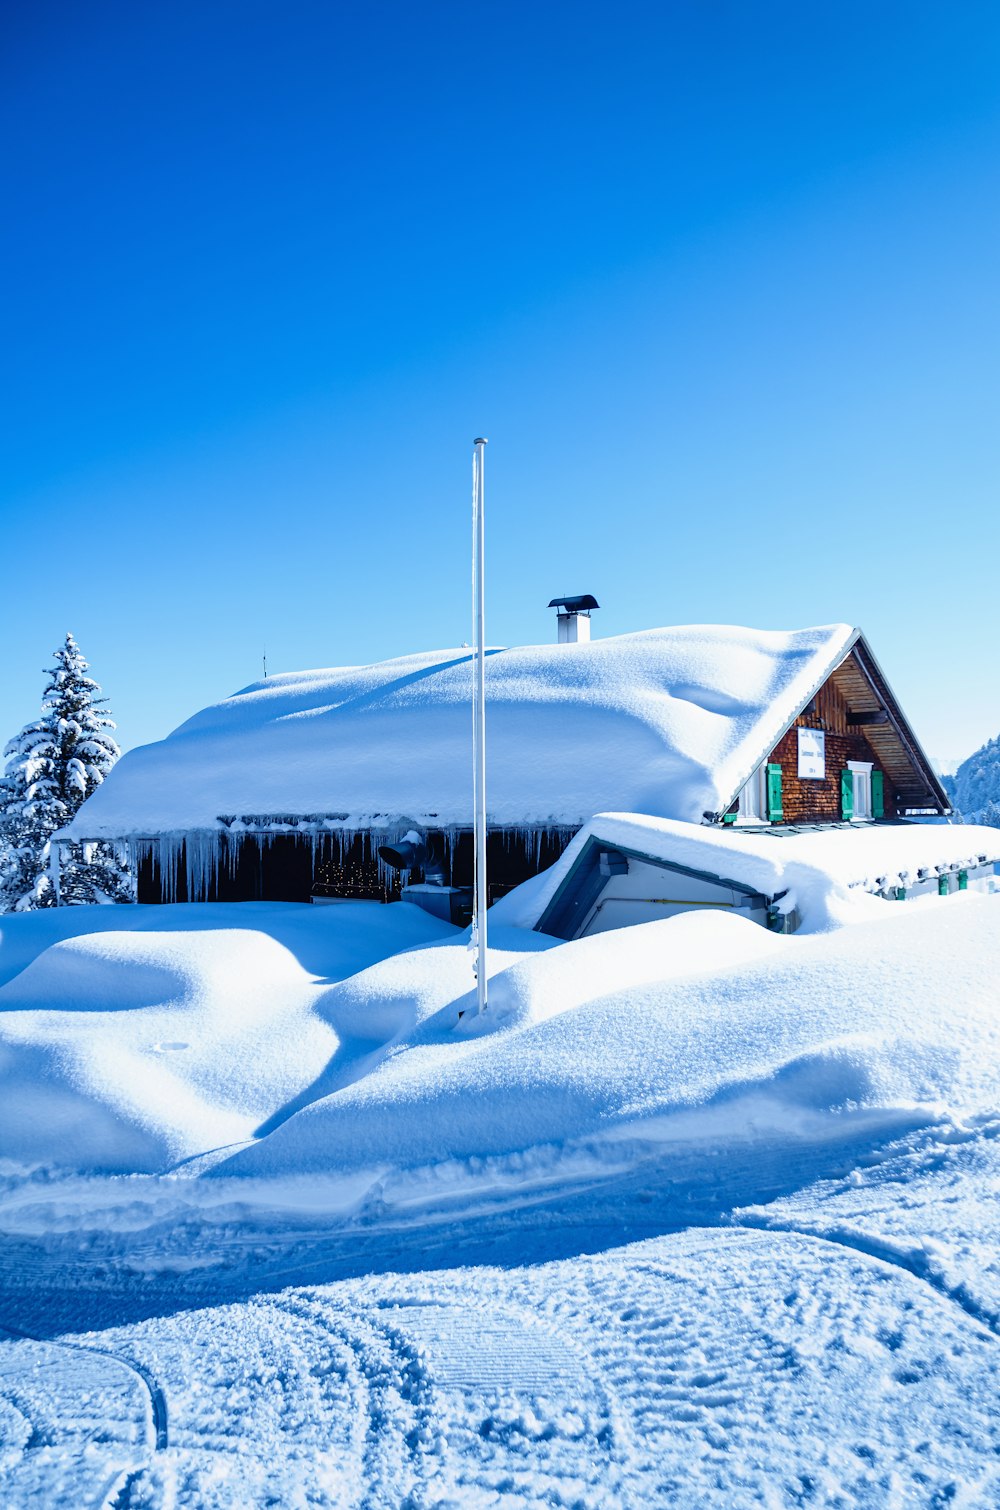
left=850, top=633, right=951, bottom=813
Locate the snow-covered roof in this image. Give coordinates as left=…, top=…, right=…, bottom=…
left=492, top=812, right=1000, bottom=934
left=64, top=624, right=860, bottom=842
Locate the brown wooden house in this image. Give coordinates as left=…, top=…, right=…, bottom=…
left=716, top=632, right=948, bottom=830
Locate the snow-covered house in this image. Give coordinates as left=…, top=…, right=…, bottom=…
left=58, top=621, right=950, bottom=908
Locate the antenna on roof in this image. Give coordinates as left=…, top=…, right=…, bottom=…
left=263, top=645, right=267, bottom=680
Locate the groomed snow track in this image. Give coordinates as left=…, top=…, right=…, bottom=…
left=0, top=1317, right=167, bottom=1510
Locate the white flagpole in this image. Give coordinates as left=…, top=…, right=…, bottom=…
left=471, top=436, right=489, bottom=1015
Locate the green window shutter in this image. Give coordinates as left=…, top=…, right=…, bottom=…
left=840, top=768, right=853, bottom=820
left=722, top=811, right=738, bottom=825
left=871, top=770, right=884, bottom=819
left=958, top=869, right=968, bottom=890
left=938, top=875, right=950, bottom=896
left=766, top=763, right=784, bottom=822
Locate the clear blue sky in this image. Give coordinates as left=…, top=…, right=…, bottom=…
left=2, top=1, right=998, bottom=765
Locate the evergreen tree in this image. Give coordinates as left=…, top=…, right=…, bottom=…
left=947, top=733, right=1000, bottom=824
left=0, top=634, right=133, bottom=910
left=980, top=798, right=1000, bottom=831
left=0, top=754, right=42, bottom=909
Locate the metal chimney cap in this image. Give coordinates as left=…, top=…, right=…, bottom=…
left=473, top=436, right=488, bottom=445
left=548, top=594, right=599, bottom=612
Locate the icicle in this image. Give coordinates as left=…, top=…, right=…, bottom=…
left=49, top=842, right=62, bottom=906
left=115, top=818, right=577, bottom=910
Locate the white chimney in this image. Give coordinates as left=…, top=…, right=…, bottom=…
left=558, top=611, right=590, bottom=644
left=548, top=594, right=599, bottom=644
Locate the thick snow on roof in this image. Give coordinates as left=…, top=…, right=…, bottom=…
left=63, top=623, right=856, bottom=840
left=491, top=813, right=1000, bottom=932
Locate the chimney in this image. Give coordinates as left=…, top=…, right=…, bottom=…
left=548, top=594, right=599, bottom=644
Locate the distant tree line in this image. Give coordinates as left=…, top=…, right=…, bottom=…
left=943, top=734, right=1000, bottom=829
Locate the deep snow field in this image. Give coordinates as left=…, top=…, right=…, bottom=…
left=0, top=886, right=999, bottom=1508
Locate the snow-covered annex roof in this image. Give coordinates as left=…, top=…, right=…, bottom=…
left=68, top=623, right=872, bottom=842
left=495, top=812, right=1000, bottom=935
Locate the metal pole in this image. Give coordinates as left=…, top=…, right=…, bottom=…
left=472, top=436, right=488, bottom=1014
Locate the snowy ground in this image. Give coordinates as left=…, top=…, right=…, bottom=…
left=0, top=891, right=998, bottom=1507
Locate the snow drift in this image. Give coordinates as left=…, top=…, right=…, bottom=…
left=0, top=901, right=459, bottom=1170
left=219, top=895, right=1000, bottom=1182
left=1, top=888, right=995, bottom=1184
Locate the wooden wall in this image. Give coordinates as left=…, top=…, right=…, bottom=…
left=765, top=671, right=900, bottom=823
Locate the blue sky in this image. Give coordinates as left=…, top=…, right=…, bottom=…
left=1, top=1, right=999, bottom=764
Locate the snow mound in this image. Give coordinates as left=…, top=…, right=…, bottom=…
left=0, top=929, right=332, bottom=1169
left=2, top=892, right=997, bottom=1189
left=221, top=895, right=1000, bottom=1181
left=481, top=908, right=783, bottom=1026
left=0, top=897, right=455, bottom=992
left=60, top=623, right=855, bottom=838
left=0, top=901, right=460, bottom=1171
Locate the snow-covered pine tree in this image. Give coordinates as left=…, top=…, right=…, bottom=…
left=0, top=633, right=133, bottom=910
left=0, top=753, right=41, bottom=910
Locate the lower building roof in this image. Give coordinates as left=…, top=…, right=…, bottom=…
left=490, top=812, right=1000, bottom=936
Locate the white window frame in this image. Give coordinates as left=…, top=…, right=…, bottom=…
left=848, top=760, right=873, bottom=821
left=736, top=764, right=767, bottom=824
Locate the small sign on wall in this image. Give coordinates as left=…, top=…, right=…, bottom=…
left=797, top=727, right=826, bottom=779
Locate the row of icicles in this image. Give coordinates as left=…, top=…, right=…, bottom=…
left=130, top=824, right=577, bottom=903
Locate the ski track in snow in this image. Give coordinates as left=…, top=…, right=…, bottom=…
left=732, top=1112, right=1000, bottom=1338
left=729, top=1214, right=1000, bottom=1340
left=5, top=1125, right=1000, bottom=1506
left=0, top=1321, right=161, bottom=1510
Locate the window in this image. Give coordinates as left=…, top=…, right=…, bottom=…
left=797, top=727, right=825, bottom=779
left=848, top=760, right=873, bottom=821
left=736, top=765, right=767, bottom=823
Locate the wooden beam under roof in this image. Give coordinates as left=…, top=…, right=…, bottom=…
left=829, top=642, right=949, bottom=812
